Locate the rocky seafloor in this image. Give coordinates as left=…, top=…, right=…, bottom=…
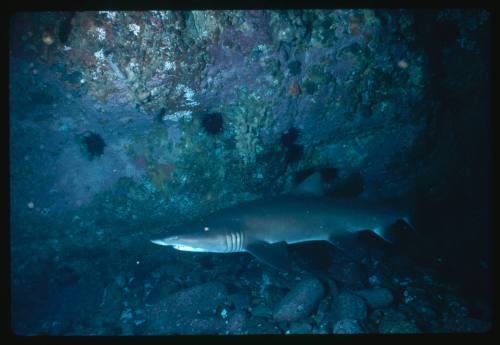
left=11, top=226, right=492, bottom=335
left=9, top=9, right=491, bottom=335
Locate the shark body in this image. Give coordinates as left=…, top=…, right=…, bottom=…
left=151, top=173, right=413, bottom=270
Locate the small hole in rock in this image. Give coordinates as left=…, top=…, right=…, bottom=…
left=201, top=113, right=224, bottom=135
left=280, top=127, right=300, bottom=147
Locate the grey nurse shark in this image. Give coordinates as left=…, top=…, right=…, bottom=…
left=151, top=172, right=414, bottom=271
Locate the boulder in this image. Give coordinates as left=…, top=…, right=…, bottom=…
left=353, top=287, right=393, bottom=309
left=378, top=320, right=421, bottom=334
left=226, top=310, right=248, bottom=334
left=331, top=292, right=368, bottom=322
left=273, top=276, right=325, bottom=323
left=333, top=319, right=364, bottom=334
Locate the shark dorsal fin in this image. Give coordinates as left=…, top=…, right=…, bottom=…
left=293, top=171, right=323, bottom=196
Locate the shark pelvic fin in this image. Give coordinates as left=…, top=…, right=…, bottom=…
left=245, top=241, right=291, bottom=271
left=293, top=171, right=323, bottom=196
left=327, top=233, right=360, bottom=260
left=372, top=225, right=396, bottom=244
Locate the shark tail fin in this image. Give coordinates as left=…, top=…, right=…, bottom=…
left=376, top=184, right=423, bottom=243
left=402, top=216, right=417, bottom=232
left=399, top=183, right=424, bottom=235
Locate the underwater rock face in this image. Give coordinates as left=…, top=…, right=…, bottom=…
left=273, top=276, right=325, bottom=322
left=9, top=9, right=432, bottom=220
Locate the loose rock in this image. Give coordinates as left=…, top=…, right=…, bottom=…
left=378, top=320, right=421, bottom=334
left=288, top=322, right=313, bottom=334
left=226, top=310, right=248, bottom=334
left=442, top=317, right=491, bottom=333
left=229, top=292, right=251, bottom=310
left=147, top=282, right=228, bottom=334
left=273, top=276, right=325, bottom=323
left=332, top=319, right=364, bottom=334
left=251, top=305, right=273, bottom=318
left=353, top=287, right=393, bottom=309
left=331, top=292, right=368, bottom=322
left=330, top=258, right=367, bottom=289
left=145, top=276, right=179, bottom=304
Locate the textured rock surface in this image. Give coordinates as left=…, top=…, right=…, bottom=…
left=332, top=319, right=364, bottom=334
left=378, top=320, right=421, bottom=334
left=442, top=317, right=491, bottom=333
left=251, top=305, right=273, bottom=318
left=331, top=292, right=368, bottom=322
left=226, top=310, right=248, bottom=334
left=10, top=9, right=431, bottom=224
left=288, top=322, right=313, bottom=334
left=353, top=287, right=394, bottom=309
left=273, top=276, right=325, bottom=322
left=229, top=293, right=251, bottom=311
left=146, top=282, right=228, bottom=334
left=330, top=257, right=368, bottom=289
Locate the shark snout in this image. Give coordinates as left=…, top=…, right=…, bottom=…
left=151, top=236, right=179, bottom=246
left=150, top=239, right=167, bottom=246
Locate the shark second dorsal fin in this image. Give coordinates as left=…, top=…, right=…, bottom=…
left=245, top=241, right=291, bottom=271
left=293, top=171, right=323, bottom=196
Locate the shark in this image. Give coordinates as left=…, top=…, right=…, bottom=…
left=151, top=172, right=414, bottom=271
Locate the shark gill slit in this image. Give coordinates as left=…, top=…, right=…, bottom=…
left=231, top=232, right=236, bottom=252
left=224, top=231, right=230, bottom=252
left=238, top=231, right=244, bottom=251
left=224, top=231, right=244, bottom=252
left=227, top=231, right=242, bottom=252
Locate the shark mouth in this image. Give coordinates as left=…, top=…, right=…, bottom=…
left=151, top=239, right=207, bottom=252
left=172, top=244, right=207, bottom=252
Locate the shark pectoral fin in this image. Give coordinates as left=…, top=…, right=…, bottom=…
left=245, top=241, right=291, bottom=271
